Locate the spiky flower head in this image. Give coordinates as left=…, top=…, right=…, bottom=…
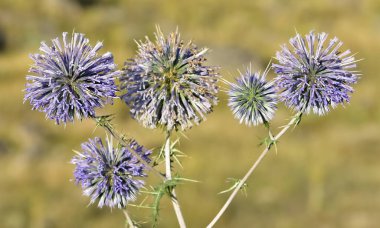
left=272, top=31, right=359, bottom=115
left=24, top=32, right=119, bottom=124
left=71, top=136, right=151, bottom=209
left=120, top=26, right=219, bottom=131
left=227, top=66, right=277, bottom=126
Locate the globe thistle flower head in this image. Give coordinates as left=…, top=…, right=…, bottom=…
left=71, top=136, right=152, bottom=209
left=227, top=65, right=277, bottom=127
left=273, top=31, right=359, bottom=115
left=120, top=26, right=219, bottom=131
left=25, top=32, right=119, bottom=124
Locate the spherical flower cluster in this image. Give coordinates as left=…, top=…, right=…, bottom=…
left=120, top=27, right=219, bottom=131
left=71, top=136, right=151, bottom=209
left=25, top=32, right=119, bottom=124
left=272, top=31, right=358, bottom=115
left=227, top=66, right=277, bottom=126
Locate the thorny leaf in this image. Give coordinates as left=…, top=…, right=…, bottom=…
left=153, top=137, right=187, bottom=168
left=218, top=178, right=248, bottom=196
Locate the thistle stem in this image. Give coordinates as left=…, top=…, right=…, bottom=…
left=123, top=210, right=136, bottom=228
left=164, top=131, right=187, bottom=228
left=207, top=113, right=301, bottom=228
left=92, top=116, right=165, bottom=180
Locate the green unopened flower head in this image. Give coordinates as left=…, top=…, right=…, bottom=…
left=227, top=66, right=277, bottom=126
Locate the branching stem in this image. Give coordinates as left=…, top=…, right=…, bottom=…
left=207, top=112, right=302, bottom=228
left=92, top=116, right=165, bottom=180
left=165, top=131, right=187, bottom=228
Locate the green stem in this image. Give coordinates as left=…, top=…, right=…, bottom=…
left=164, top=131, right=187, bottom=228
left=92, top=116, right=165, bottom=180
left=207, top=112, right=302, bottom=228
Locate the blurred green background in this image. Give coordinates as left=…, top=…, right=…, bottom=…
left=0, top=0, right=379, bottom=227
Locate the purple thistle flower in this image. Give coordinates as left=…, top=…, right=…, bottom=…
left=227, top=66, right=277, bottom=126
left=120, top=26, right=219, bottom=131
left=24, top=32, right=119, bottom=124
left=272, top=31, right=359, bottom=115
left=71, top=136, right=151, bottom=209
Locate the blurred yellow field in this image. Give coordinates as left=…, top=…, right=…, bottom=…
left=0, top=0, right=379, bottom=227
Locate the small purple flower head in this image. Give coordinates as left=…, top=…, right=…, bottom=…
left=120, top=26, right=219, bottom=131
left=227, top=66, right=277, bottom=126
left=272, top=31, right=359, bottom=115
left=71, top=136, right=151, bottom=209
left=24, top=32, right=119, bottom=124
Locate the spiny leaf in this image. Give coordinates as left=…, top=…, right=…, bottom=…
left=127, top=195, right=153, bottom=209
left=124, top=217, right=147, bottom=228
left=259, top=135, right=277, bottom=151
left=153, top=137, right=187, bottom=168
left=174, top=176, right=200, bottom=183
left=94, top=114, right=115, bottom=129
left=151, top=179, right=180, bottom=227
left=218, top=178, right=248, bottom=196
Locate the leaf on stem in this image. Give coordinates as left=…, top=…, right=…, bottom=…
left=153, top=137, right=187, bottom=168
left=259, top=135, right=278, bottom=153
left=218, top=178, right=248, bottom=196
left=150, top=178, right=180, bottom=227
left=94, top=114, right=115, bottom=130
